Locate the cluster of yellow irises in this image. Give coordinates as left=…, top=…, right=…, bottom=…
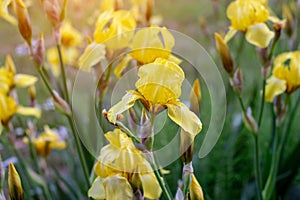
left=216, top=0, right=300, bottom=199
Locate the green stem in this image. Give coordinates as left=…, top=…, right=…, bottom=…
left=37, top=65, right=91, bottom=188
left=254, top=135, right=263, bottom=200
left=56, top=44, right=70, bottom=104
left=263, top=125, right=280, bottom=200
left=38, top=67, right=55, bottom=97
left=237, top=95, right=263, bottom=199
left=66, top=115, right=91, bottom=189
left=148, top=115, right=173, bottom=199
left=258, top=78, right=266, bottom=127
left=280, top=93, right=300, bottom=159
left=149, top=158, right=172, bottom=200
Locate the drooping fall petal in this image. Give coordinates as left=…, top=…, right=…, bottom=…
left=166, top=101, right=202, bottom=138
left=245, top=23, right=274, bottom=48
left=88, top=177, right=105, bottom=200
left=140, top=173, right=162, bottom=199
left=103, top=174, right=133, bottom=200
left=107, top=91, right=143, bottom=124
left=265, top=76, right=287, bottom=102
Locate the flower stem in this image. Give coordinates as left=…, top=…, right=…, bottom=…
left=237, top=95, right=263, bottom=199
left=66, top=114, right=91, bottom=189
left=254, top=135, right=263, bottom=200
left=263, top=125, right=280, bottom=200
left=258, top=78, right=266, bottom=127
left=56, top=44, right=70, bottom=104
left=149, top=157, right=173, bottom=200
left=37, top=65, right=91, bottom=189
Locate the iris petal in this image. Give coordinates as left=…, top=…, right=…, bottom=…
left=245, top=23, right=274, bottom=48
left=166, top=101, right=202, bottom=138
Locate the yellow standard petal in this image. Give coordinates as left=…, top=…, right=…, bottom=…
left=88, top=177, right=106, bottom=200
left=14, top=74, right=38, bottom=87
left=130, top=26, right=175, bottom=64
left=166, top=101, right=202, bottom=137
left=107, top=91, right=142, bottom=124
left=226, top=0, right=269, bottom=31
left=136, top=58, right=184, bottom=105
left=103, top=174, right=133, bottom=200
left=78, top=43, right=106, bottom=72
left=245, top=23, right=274, bottom=48
left=265, top=76, right=287, bottom=102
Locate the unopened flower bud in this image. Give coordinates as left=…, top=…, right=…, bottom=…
left=283, top=5, right=294, bottom=37
left=32, top=33, right=45, bottom=67
left=140, top=108, right=151, bottom=139
left=131, top=169, right=142, bottom=190
left=28, top=86, right=36, bottom=106
left=190, top=79, right=201, bottom=116
left=128, top=108, right=138, bottom=132
left=243, top=107, right=258, bottom=135
left=274, top=96, right=287, bottom=126
left=8, top=162, right=24, bottom=200
left=215, top=32, right=234, bottom=75
left=52, top=90, right=71, bottom=115
left=14, top=0, right=32, bottom=47
left=5, top=55, right=16, bottom=74
left=42, top=0, right=60, bottom=28
left=190, top=174, right=204, bottom=200
left=229, top=67, right=243, bottom=96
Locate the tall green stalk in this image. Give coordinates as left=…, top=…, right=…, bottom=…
left=37, top=64, right=91, bottom=188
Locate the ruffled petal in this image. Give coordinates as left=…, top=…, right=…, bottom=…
left=141, top=173, right=162, bottom=199
left=136, top=58, right=184, bottom=104
left=246, top=23, right=274, bottom=48
left=107, top=91, right=143, bottom=124
left=88, top=177, right=106, bottom=199
left=103, top=174, right=133, bottom=200
left=166, top=101, right=202, bottom=138
left=265, top=76, right=287, bottom=102
left=78, top=43, right=106, bottom=72
left=14, top=74, right=38, bottom=87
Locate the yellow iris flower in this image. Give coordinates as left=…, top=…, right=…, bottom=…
left=29, top=126, right=66, bottom=157
left=0, top=55, right=38, bottom=94
left=265, top=51, right=300, bottom=102
left=88, top=129, right=162, bottom=200
left=60, top=20, right=83, bottom=48
left=0, top=55, right=40, bottom=126
left=225, top=0, right=277, bottom=48
left=108, top=58, right=202, bottom=138
left=94, top=10, right=136, bottom=50
left=78, top=10, right=136, bottom=72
